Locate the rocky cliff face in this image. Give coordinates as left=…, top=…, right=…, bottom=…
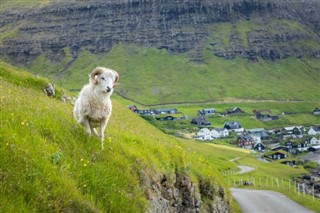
left=0, top=0, right=320, bottom=64
left=140, top=170, right=229, bottom=213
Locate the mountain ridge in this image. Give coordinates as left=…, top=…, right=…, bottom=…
left=1, top=0, right=320, bottom=64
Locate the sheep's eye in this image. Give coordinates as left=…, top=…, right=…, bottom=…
left=101, top=77, right=105, bottom=80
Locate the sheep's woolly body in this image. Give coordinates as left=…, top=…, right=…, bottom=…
left=73, top=67, right=119, bottom=149
left=74, top=84, right=112, bottom=127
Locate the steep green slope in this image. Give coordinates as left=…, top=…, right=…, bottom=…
left=0, top=63, right=235, bottom=212
left=25, top=44, right=320, bottom=105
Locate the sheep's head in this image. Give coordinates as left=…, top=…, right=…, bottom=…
left=90, top=67, right=119, bottom=93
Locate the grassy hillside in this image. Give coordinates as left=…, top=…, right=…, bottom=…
left=0, top=62, right=237, bottom=212
left=25, top=42, right=320, bottom=105
left=1, top=62, right=318, bottom=212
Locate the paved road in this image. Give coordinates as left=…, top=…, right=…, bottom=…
left=231, top=188, right=314, bottom=213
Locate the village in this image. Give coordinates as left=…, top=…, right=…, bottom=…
left=129, top=105, right=320, bottom=167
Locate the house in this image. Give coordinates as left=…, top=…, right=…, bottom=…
left=256, top=113, right=279, bottom=122
left=155, top=112, right=185, bottom=121
left=246, top=128, right=269, bottom=140
left=191, top=117, right=211, bottom=126
left=253, top=142, right=266, bottom=152
left=237, top=135, right=254, bottom=149
left=224, top=121, right=243, bottom=132
left=313, top=108, right=320, bottom=115
left=198, top=108, right=215, bottom=116
left=195, top=128, right=212, bottom=141
left=153, top=108, right=177, bottom=115
left=296, top=141, right=309, bottom=151
left=134, top=109, right=154, bottom=115
left=195, top=127, right=228, bottom=140
left=267, top=150, right=288, bottom=160
left=284, top=141, right=293, bottom=148
left=226, top=107, right=244, bottom=114
left=156, top=116, right=175, bottom=121
left=309, top=137, right=320, bottom=145
left=308, top=126, right=320, bottom=135
left=307, top=145, right=320, bottom=153
left=279, top=159, right=296, bottom=167
left=284, top=141, right=294, bottom=153
left=283, top=126, right=304, bottom=136
left=215, top=128, right=229, bottom=138
left=210, top=129, right=220, bottom=139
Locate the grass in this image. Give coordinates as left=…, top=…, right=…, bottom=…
left=23, top=41, right=320, bottom=105
left=0, top=62, right=238, bottom=212
left=1, top=61, right=319, bottom=212
left=0, top=0, right=51, bottom=11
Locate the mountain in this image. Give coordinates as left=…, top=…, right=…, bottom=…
left=0, top=62, right=235, bottom=212
left=0, top=0, right=319, bottom=105
left=1, top=0, right=320, bottom=62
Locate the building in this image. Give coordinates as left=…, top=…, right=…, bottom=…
left=224, top=121, right=243, bottom=132
left=198, top=108, right=215, bottom=116
left=267, top=151, right=288, bottom=160
left=308, top=126, right=320, bottom=135
left=237, top=135, right=254, bottom=149
left=153, top=108, right=177, bottom=115
left=191, top=117, right=211, bottom=126
left=226, top=107, right=244, bottom=114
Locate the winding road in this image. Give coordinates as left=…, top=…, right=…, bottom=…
left=231, top=164, right=314, bottom=212
left=231, top=188, right=313, bottom=213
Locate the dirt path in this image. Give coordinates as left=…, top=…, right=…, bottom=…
left=236, top=165, right=255, bottom=174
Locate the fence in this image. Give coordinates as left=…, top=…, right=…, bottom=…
left=224, top=174, right=320, bottom=204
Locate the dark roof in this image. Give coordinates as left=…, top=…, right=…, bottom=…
left=310, top=126, right=320, bottom=131
left=224, top=121, right=241, bottom=129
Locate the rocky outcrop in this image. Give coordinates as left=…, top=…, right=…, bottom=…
left=0, top=0, right=320, bottom=63
left=141, top=170, right=229, bottom=213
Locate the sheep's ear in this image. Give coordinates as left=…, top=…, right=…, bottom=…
left=112, top=70, right=120, bottom=87
left=91, top=67, right=103, bottom=85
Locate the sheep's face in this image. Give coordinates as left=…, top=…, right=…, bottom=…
left=90, top=67, right=119, bottom=94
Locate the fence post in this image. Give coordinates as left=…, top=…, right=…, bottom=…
left=313, top=185, right=315, bottom=202
left=289, top=179, right=291, bottom=190
left=259, top=177, right=262, bottom=187
left=266, top=177, right=268, bottom=188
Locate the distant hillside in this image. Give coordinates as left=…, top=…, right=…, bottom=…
left=0, top=62, right=235, bottom=212
left=1, top=0, right=320, bottom=62
left=0, top=0, right=319, bottom=105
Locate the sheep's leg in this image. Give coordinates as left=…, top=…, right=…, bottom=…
left=99, top=120, right=108, bottom=150
left=91, top=127, right=99, bottom=137
left=81, top=119, right=92, bottom=137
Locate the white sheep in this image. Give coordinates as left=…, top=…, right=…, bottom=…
left=73, top=67, right=119, bottom=149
